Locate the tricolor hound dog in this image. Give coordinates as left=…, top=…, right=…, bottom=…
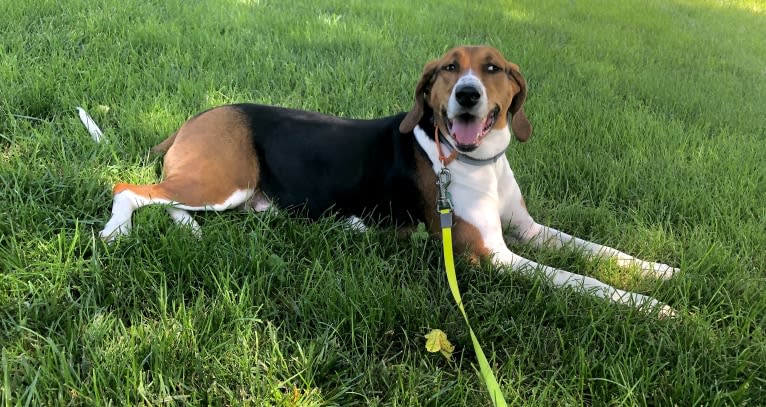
left=101, top=46, right=677, bottom=315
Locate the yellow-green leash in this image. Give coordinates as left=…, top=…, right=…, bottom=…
left=437, top=168, right=508, bottom=407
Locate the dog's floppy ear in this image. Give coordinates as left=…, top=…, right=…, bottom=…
left=399, top=60, right=439, bottom=133
left=506, top=63, right=532, bottom=142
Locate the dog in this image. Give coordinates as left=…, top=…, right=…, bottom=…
left=100, top=45, right=678, bottom=315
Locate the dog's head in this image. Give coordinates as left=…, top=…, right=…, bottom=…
left=400, top=46, right=531, bottom=151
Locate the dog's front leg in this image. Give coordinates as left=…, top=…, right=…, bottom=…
left=496, top=165, right=678, bottom=280
left=453, top=199, right=675, bottom=316
left=515, top=223, right=678, bottom=279
left=483, top=229, right=674, bottom=316
left=490, top=244, right=675, bottom=316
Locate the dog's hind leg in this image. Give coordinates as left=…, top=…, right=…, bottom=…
left=100, top=106, right=262, bottom=241
left=99, top=180, right=254, bottom=241
left=166, top=207, right=201, bottom=238
left=99, top=183, right=168, bottom=241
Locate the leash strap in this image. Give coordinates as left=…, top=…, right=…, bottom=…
left=437, top=169, right=508, bottom=407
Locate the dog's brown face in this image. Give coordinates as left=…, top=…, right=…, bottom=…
left=400, top=46, right=531, bottom=150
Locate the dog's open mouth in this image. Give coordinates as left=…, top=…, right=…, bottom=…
left=445, top=106, right=499, bottom=151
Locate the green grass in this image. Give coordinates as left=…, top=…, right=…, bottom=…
left=1, top=0, right=765, bottom=405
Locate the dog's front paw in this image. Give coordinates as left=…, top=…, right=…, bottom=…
left=655, top=302, right=678, bottom=319
left=613, top=290, right=678, bottom=318
left=639, top=296, right=678, bottom=319
left=641, top=262, right=679, bottom=280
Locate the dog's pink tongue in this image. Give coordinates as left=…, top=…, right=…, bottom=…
left=451, top=120, right=482, bottom=145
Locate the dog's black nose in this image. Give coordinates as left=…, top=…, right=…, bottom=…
left=455, top=85, right=481, bottom=107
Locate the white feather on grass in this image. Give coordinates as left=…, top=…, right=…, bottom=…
left=76, top=107, right=104, bottom=143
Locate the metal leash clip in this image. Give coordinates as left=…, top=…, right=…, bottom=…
left=436, top=167, right=453, bottom=212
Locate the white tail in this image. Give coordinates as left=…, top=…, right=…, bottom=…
left=76, top=107, right=104, bottom=143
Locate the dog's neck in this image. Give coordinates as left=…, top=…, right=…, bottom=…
left=415, top=115, right=511, bottom=166
left=435, top=132, right=508, bottom=166
left=413, top=124, right=511, bottom=169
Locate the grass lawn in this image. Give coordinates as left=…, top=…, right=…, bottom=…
left=1, top=0, right=765, bottom=405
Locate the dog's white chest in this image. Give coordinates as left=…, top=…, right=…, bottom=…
left=414, top=126, right=513, bottom=210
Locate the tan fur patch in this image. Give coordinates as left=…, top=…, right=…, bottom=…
left=152, top=106, right=260, bottom=206
left=452, top=218, right=492, bottom=260
left=414, top=150, right=441, bottom=236
left=113, top=183, right=170, bottom=199
left=414, top=151, right=490, bottom=260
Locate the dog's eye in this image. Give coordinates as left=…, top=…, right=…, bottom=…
left=443, top=64, right=457, bottom=72
left=486, top=64, right=501, bottom=73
